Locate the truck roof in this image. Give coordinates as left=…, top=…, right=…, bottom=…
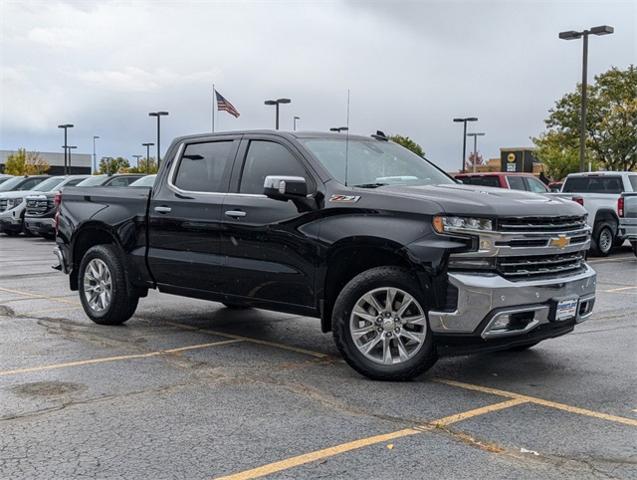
left=566, top=171, right=636, bottom=177
left=172, top=130, right=383, bottom=144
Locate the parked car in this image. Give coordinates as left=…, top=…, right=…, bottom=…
left=455, top=172, right=549, bottom=193
left=23, top=175, right=90, bottom=239
left=129, top=174, right=157, bottom=187
left=550, top=171, right=637, bottom=256
left=0, top=176, right=67, bottom=236
left=548, top=181, right=563, bottom=192
left=55, top=130, right=596, bottom=381
left=0, top=174, right=50, bottom=194
left=618, top=192, right=637, bottom=257
left=75, top=174, right=145, bottom=187
left=0, top=174, right=13, bottom=186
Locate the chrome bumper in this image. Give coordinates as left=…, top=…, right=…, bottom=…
left=619, top=219, right=637, bottom=240
left=429, top=264, right=597, bottom=338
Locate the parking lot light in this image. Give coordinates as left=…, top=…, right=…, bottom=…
left=559, top=25, right=614, bottom=172
left=453, top=117, right=478, bottom=173
left=58, top=124, right=74, bottom=175
left=148, top=111, right=169, bottom=168
left=264, top=98, right=291, bottom=130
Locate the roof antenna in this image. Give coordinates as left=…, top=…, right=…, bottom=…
left=344, top=88, right=351, bottom=186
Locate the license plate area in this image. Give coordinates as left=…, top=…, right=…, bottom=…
left=554, top=298, right=579, bottom=321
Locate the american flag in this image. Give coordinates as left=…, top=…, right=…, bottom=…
left=215, top=90, right=240, bottom=118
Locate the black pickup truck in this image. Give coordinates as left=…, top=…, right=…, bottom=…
left=55, top=130, right=597, bottom=380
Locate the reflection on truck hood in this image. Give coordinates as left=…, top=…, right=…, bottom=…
left=380, top=183, right=585, bottom=217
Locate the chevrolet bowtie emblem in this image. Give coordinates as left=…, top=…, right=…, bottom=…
left=549, top=235, right=571, bottom=249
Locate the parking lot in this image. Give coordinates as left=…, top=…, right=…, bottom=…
left=0, top=236, right=635, bottom=479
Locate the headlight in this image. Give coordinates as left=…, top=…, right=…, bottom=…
left=432, top=215, right=493, bottom=234
left=7, top=198, right=23, bottom=209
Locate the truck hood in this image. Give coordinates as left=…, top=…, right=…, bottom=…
left=0, top=190, right=39, bottom=200
left=379, top=183, right=586, bottom=217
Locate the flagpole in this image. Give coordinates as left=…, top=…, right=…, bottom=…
left=212, top=83, right=215, bottom=133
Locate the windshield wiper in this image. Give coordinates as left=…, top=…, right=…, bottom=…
left=353, top=182, right=388, bottom=188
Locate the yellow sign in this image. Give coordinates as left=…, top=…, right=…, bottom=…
left=549, top=235, right=571, bottom=249
left=507, top=153, right=516, bottom=163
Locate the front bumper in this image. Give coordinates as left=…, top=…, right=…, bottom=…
left=0, top=215, right=23, bottom=233
left=24, top=217, right=55, bottom=236
left=429, top=264, right=596, bottom=340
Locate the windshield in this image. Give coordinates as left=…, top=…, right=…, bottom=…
left=0, top=176, right=28, bottom=191
left=300, top=138, right=453, bottom=187
left=76, top=175, right=108, bottom=187
left=32, top=176, right=66, bottom=192
left=129, top=175, right=156, bottom=187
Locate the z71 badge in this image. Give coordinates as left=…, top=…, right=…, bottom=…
left=329, top=194, right=361, bottom=203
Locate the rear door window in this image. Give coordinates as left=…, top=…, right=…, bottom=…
left=525, top=176, right=549, bottom=193
left=174, top=141, right=234, bottom=193
left=628, top=176, right=637, bottom=191
left=506, top=176, right=526, bottom=191
left=563, top=176, right=624, bottom=193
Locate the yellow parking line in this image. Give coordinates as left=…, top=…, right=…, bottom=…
left=213, top=398, right=527, bottom=480
left=436, top=379, right=637, bottom=427
left=165, top=321, right=330, bottom=359
left=0, top=339, right=242, bottom=377
left=601, top=286, right=637, bottom=293
left=0, top=286, right=80, bottom=306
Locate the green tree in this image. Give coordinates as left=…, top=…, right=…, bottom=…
left=128, top=157, right=158, bottom=174
left=390, top=134, right=425, bottom=157
left=98, top=156, right=130, bottom=175
left=4, top=149, right=49, bottom=175
left=533, top=65, right=637, bottom=174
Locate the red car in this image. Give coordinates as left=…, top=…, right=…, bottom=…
left=455, top=172, right=549, bottom=193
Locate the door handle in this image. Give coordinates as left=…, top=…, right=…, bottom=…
left=225, top=210, right=246, bottom=218
left=154, top=206, right=172, bottom=214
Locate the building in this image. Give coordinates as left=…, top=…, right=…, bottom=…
left=499, top=147, right=544, bottom=174
left=0, top=150, right=92, bottom=175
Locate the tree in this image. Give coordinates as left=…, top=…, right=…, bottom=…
left=4, top=149, right=49, bottom=175
left=127, top=157, right=158, bottom=174
left=98, top=156, right=130, bottom=175
left=465, top=151, right=484, bottom=172
left=533, top=65, right=637, bottom=174
left=390, top=134, right=425, bottom=157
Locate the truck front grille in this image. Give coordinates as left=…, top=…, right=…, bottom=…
left=496, top=251, right=587, bottom=280
left=25, top=199, right=53, bottom=216
left=497, top=215, right=587, bottom=232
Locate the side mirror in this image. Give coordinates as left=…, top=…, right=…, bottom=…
left=264, top=175, right=307, bottom=200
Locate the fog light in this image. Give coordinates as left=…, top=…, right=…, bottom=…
left=490, top=316, right=511, bottom=331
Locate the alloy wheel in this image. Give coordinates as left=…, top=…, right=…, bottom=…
left=83, top=258, right=113, bottom=312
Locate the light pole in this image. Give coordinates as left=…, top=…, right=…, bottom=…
left=148, top=111, right=169, bottom=168
left=264, top=98, right=291, bottom=130
left=66, top=145, right=77, bottom=173
left=92, top=135, right=99, bottom=174
left=58, top=124, right=74, bottom=175
left=453, top=117, right=478, bottom=173
left=466, top=132, right=485, bottom=173
left=559, top=25, right=614, bottom=172
left=133, top=154, right=143, bottom=169
left=293, top=116, right=300, bottom=131
left=142, top=142, right=154, bottom=174
left=330, top=127, right=349, bottom=133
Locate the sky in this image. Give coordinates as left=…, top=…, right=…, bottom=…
left=0, top=0, right=635, bottom=171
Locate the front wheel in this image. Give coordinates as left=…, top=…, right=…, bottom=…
left=332, top=266, right=437, bottom=381
left=79, top=244, right=139, bottom=325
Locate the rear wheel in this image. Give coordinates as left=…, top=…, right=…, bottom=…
left=332, top=266, right=437, bottom=381
left=79, top=244, right=139, bottom=325
left=591, top=222, right=614, bottom=257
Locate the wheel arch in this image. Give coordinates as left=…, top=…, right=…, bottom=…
left=69, top=222, right=121, bottom=290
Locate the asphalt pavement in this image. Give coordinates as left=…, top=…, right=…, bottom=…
left=0, top=236, right=635, bottom=479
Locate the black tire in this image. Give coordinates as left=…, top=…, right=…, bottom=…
left=78, top=244, right=139, bottom=325
left=222, top=302, right=250, bottom=310
left=41, top=233, right=55, bottom=241
left=332, top=266, right=437, bottom=381
left=591, top=222, right=614, bottom=257
left=3, top=230, right=19, bottom=237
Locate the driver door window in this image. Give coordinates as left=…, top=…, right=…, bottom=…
left=239, top=141, right=308, bottom=194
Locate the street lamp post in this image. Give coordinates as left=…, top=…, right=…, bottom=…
left=66, top=145, right=77, bottom=173
left=58, top=124, right=74, bottom=175
left=453, top=117, right=478, bottom=173
left=559, top=25, right=614, bottom=172
left=133, top=154, right=143, bottom=169
left=329, top=127, right=349, bottom=133
left=466, top=132, right=486, bottom=173
left=148, top=111, right=169, bottom=168
left=142, top=142, right=154, bottom=174
left=92, top=135, right=100, bottom=174
left=264, top=98, right=291, bottom=130
left=293, top=116, right=300, bottom=131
